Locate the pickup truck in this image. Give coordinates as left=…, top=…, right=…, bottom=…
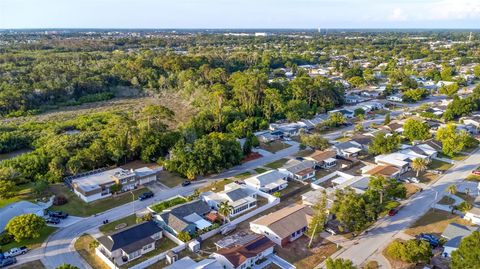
left=0, top=257, right=17, bottom=268
left=3, top=246, right=28, bottom=258
left=46, top=210, right=69, bottom=219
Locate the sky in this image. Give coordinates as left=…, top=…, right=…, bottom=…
left=1, top=0, right=480, bottom=29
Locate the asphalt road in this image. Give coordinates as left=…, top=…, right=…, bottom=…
left=327, top=147, right=480, bottom=267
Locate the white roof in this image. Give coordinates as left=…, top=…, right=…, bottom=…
left=375, top=152, right=411, bottom=167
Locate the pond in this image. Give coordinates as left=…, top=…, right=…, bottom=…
left=0, top=148, right=33, bottom=161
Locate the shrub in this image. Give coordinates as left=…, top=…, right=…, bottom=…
left=53, top=195, right=68, bottom=206
left=0, top=232, right=14, bottom=246
left=177, top=231, right=191, bottom=242
left=385, top=239, right=432, bottom=263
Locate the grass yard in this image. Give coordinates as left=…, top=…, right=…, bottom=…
left=48, top=184, right=148, bottom=217
left=429, top=159, right=453, bottom=171
left=75, top=234, right=111, bottom=269
left=157, top=170, right=186, bottom=188
left=121, top=237, right=178, bottom=269
left=198, top=178, right=234, bottom=193
left=275, top=235, right=339, bottom=269
left=1, top=226, right=57, bottom=250
left=466, top=174, right=480, bottom=182
left=405, top=209, right=471, bottom=237
left=254, top=167, right=269, bottom=174
left=265, top=158, right=289, bottom=169
left=294, top=149, right=315, bottom=157
left=99, top=214, right=137, bottom=234
left=334, top=136, right=351, bottom=143
left=10, top=260, right=46, bottom=269
left=260, top=141, right=291, bottom=153
left=0, top=182, right=37, bottom=208
left=150, top=197, right=187, bottom=213
left=437, top=152, right=467, bottom=161
left=234, top=171, right=252, bottom=179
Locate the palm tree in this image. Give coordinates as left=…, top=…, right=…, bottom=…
left=218, top=201, right=233, bottom=224
left=411, top=158, right=429, bottom=177
left=446, top=184, right=457, bottom=195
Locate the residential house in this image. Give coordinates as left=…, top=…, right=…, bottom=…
left=374, top=153, right=412, bottom=174
left=329, top=109, right=354, bottom=119
left=158, top=200, right=212, bottom=235
left=333, top=141, right=363, bottom=158
left=361, top=165, right=400, bottom=179
left=304, top=150, right=337, bottom=169
left=278, top=159, right=316, bottom=181
left=97, top=221, right=163, bottom=263
left=70, top=166, right=161, bottom=202
left=385, top=121, right=404, bottom=134
left=244, top=170, right=288, bottom=194
left=165, top=257, right=223, bottom=269
left=0, top=201, right=46, bottom=232
left=250, top=204, right=313, bottom=247
left=464, top=207, right=480, bottom=225
left=301, top=189, right=334, bottom=209
left=441, top=223, right=478, bottom=257
left=349, top=134, right=373, bottom=151
left=345, top=95, right=363, bottom=104
left=256, top=130, right=283, bottom=143
left=210, top=235, right=275, bottom=269
left=387, top=94, right=403, bottom=102
left=399, top=143, right=438, bottom=161
left=202, top=183, right=257, bottom=217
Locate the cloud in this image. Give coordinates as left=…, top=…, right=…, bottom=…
left=426, top=0, right=480, bottom=20
left=388, top=8, right=408, bottom=22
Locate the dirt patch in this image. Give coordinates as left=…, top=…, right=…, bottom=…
left=241, top=152, right=262, bottom=163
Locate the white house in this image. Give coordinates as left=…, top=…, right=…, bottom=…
left=333, top=141, right=363, bottom=158
left=374, top=152, right=412, bottom=174
left=278, top=159, right=316, bottom=181
left=250, top=204, right=313, bottom=246
left=387, top=94, right=403, bottom=102
left=464, top=207, right=480, bottom=225
left=243, top=170, right=288, bottom=194
left=304, top=150, right=337, bottom=169
left=202, top=183, right=257, bottom=217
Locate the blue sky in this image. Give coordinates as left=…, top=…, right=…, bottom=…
left=1, top=0, right=480, bottom=29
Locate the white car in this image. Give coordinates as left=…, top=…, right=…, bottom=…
left=409, top=177, right=420, bottom=183
left=4, top=247, right=28, bottom=258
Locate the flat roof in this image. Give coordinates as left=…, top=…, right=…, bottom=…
left=72, top=168, right=124, bottom=192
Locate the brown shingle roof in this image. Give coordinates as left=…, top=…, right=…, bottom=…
left=307, top=150, right=337, bottom=162
left=216, top=235, right=275, bottom=268
left=251, top=204, right=313, bottom=239
left=364, top=165, right=399, bottom=177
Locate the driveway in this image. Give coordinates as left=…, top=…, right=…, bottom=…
left=47, top=216, right=84, bottom=228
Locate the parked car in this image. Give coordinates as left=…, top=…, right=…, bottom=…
left=234, top=180, right=245, bottom=185
left=417, top=233, right=439, bottom=247
left=472, top=170, right=480, bottom=176
left=181, top=181, right=191, bottom=187
left=138, top=191, right=154, bottom=201
left=46, top=217, right=60, bottom=224
left=325, top=228, right=337, bottom=235
left=4, top=247, right=28, bottom=258
left=409, top=177, right=420, bottom=183
left=46, top=210, right=69, bottom=219
left=388, top=208, right=399, bottom=216
left=0, top=257, right=17, bottom=267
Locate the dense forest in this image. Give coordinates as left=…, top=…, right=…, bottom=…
left=1, top=30, right=480, bottom=183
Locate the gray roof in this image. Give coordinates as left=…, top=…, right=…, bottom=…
left=441, top=223, right=477, bottom=240
left=255, top=170, right=287, bottom=184
left=160, top=200, right=211, bottom=233
left=225, top=188, right=250, bottom=201
left=283, top=160, right=314, bottom=174
left=350, top=177, right=371, bottom=192
left=97, top=221, right=162, bottom=253
left=444, top=236, right=463, bottom=249
left=334, top=141, right=361, bottom=150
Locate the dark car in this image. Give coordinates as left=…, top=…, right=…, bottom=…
left=138, top=191, right=154, bottom=201
left=417, top=233, right=439, bottom=247
left=46, top=217, right=60, bottom=224
left=0, top=257, right=17, bottom=267
left=47, top=210, right=69, bottom=219
left=181, top=181, right=191, bottom=187
left=388, top=208, right=398, bottom=216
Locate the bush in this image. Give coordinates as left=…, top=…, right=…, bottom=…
left=53, top=195, right=68, bottom=206
left=177, top=231, right=191, bottom=242
left=150, top=197, right=187, bottom=212
left=0, top=232, right=14, bottom=246
left=385, top=239, right=432, bottom=263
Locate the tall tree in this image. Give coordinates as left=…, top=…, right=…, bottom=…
left=451, top=231, right=480, bottom=269
left=411, top=158, right=430, bottom=177
left=403, top=119, right=431, bottom=142
left=5, top=214, right=46, bottom=242
left=308, top=190, right=328, bottom=247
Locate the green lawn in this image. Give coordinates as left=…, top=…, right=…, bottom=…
left=150, top=197, right=187, bottom=213
left=437, top=152, right=467, bottom=161
left=259, top=141, right=291, bottom=153
left=254, top=167, right=269, bottom=174
left=1, top=226, right=57, bottom=251
left=466, top=174, right=480, bottom=181
left=199, top=178, right=233, bottom=193
left=158, top=170, right=186, bottom=188
left=0, top=182, right=37, bottom=209
left=75, top=234, right=111, bottom=269
left=234, top=171, right=252, bottom=179
left=99, top=214, right=137, bottom=235
left=265, top=158, right=289, bottom=169
left=429, top=159, right=454, bottom=171
left=48, top=184, right=149, bottom=217
left=334, top=136, right=351, bottom=143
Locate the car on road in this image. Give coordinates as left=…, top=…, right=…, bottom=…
left=46, top=217, right=61, bottom=224
left=4, top=247, right=28, bottom=258
left=0, top=257, right=17, bottom=267
left=138, top=191, right=154, bottom=201
left=46, top=210, right=69, bottom=219
left=388, top=208, right=399, bottom=216
left=181, top=180, right=191, bottom=187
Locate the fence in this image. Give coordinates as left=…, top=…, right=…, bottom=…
left=95, top=248, right=117, bottom=269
